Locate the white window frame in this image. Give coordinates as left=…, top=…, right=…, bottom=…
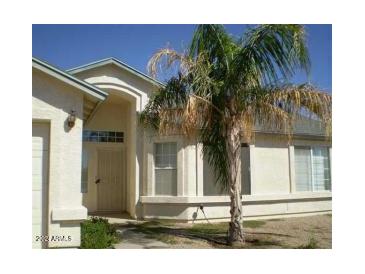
left=295, top=145, right=331, bottom=192
left=154, top=142, right=178, bottom=196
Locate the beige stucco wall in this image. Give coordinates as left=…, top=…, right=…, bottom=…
left=73, top=64, right=159, bottom=218
left=250, top=134, right=332, bottom=196
left=140, top=132, right=332, bottom=221
left=86, top=96, right=130, bottom=132
left=251, top=135, right=291, bottom=195
left=69, top=62, right=332, bottom=222
left=72, top=64, right=157, bottom=111
left=140, top=193, right=332, bottom=221
left=31, top=59, right=333, bottom=247
left=32, top=69, right=87, bottom=248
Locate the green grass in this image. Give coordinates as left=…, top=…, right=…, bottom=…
left=123, top=219, right=286, bottom=248
left=185, top=220, right=266, bottom=238
left=130, top=221, right=180, bottom=245
left=132, top=221, right=169, bottom=234
left=116, top=216, right=330, bottom=249
left=127, top=221, right=224, bottom=246
left=243, top=220, right=266, bottom=228
left=119, top=219, right=329, bottom=249
left=188, top=223, right=228, bottom=235
left=268, top=218, right=283, bottom=222
left=132, top=221, right=229, bottom=245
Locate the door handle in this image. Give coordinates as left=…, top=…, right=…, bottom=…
left=95, top=178, right=101, bottom=184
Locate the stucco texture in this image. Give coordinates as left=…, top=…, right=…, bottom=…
left=32, top=68, right=87, bottom=248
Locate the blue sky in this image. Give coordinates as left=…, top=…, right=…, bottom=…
left=32, top=24, right=332, bottom=91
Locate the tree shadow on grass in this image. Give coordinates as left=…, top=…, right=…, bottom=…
left=118, top=221, right=290, bottom=248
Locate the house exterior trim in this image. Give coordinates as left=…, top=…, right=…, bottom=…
left=140, top=192, right=332, bottom=205
left=67, top=57, right=165, bottom=87
left=32, top=57, right=108, bottom=101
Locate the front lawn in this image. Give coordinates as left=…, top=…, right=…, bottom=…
left=115, top=215, right=331, bottom=249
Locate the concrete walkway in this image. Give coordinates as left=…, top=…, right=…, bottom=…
left=89, top=213, right=169, bottom=248
left=88, top=213, right=169, bottom=248
left=114, top=227, right=169, bottom=249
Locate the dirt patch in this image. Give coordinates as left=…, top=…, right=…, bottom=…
left=243, top=214, right=332, bottom=248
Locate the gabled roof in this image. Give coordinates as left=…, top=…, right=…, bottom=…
left=67, top=57, right=165, bottom=87
left=32, top=57, right=108, bottom=101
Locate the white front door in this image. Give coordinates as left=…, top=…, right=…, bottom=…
left=32, top=122, right=49, bottom=248
left=97, top=148, right=125, bottom=212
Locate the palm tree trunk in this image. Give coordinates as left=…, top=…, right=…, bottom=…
left=226, top=116, right=245, bottom=245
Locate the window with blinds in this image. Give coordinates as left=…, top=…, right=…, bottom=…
left=312, top=147, right=331, bottom=191
left=154, top=142, right=177, bottom=196
left=294, top=146, right=331, bottom=192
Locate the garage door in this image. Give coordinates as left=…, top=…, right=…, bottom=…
left=32, top=122, right=49, bottom=249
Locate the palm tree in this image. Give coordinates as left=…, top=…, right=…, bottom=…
left=140, top=24, right=332, bottom=245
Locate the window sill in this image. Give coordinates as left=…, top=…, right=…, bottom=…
left=52, top=207, right=88, bottom=221
left=140, top=192, right=332, bottom=205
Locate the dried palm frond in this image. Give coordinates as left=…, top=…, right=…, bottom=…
left=158, top=108, right=184, bottom=135
left=147, top=48, right=193, bottom=78
left=263, top=84, right=332, bottom=137
left=141, top=24, right=332, bottom=202
left=238, top=107, right=255, bottom=143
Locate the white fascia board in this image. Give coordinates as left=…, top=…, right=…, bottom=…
left=32, top=57, right=108, bottom=101
left=67, top=57, right=165, bottom=87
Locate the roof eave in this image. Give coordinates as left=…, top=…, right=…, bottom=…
left=32, top=57, right=108, bottom=101
left=67, top=57, right=165, bottom=87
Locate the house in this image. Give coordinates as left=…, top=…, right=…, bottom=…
left=32, top=57, right=332, bottom=248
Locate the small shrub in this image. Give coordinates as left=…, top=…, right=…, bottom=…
left=299, top=237, right=319, bottom=249
left=80, top=217, right=118, bottom=249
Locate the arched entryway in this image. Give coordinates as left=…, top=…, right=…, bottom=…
left=70, top=61, right=159, bottom=219
left=81, top=88, right=139, bottom=217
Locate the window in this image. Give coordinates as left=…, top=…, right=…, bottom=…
left=312, top=147, right=331, bottom=191
left=203, top=157, right=227, bottom=196
left=154, top=142, right=177, bottom=196
left=81, top=149, right=88, bottom=193
left=295, top=146, right=331, bottom=192
left=83, top=130, right=124, bottom=143
left=241, top=143, right=251, bottom=195
left=203, top=143, right=251, bottom=196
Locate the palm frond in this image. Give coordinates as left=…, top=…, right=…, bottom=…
left=141, top=24, right=331, bottom=196
left=190, top=25, right=237, bottom=62
left=255, top=84, right=332, bottom=137
left=232, top=24, right=310, bottom=89
left=147, top=48, right=192, bottom=78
